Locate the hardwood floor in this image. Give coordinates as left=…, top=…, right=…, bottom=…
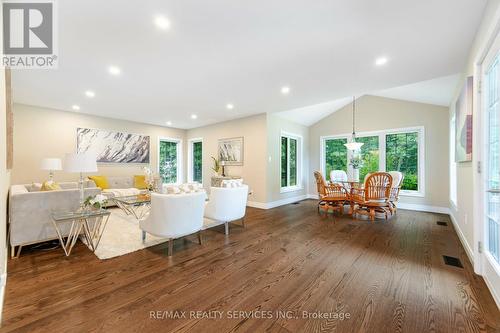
left=2, top=200, right=499, bottom=333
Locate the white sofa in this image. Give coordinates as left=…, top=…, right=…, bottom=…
left=140, top=191, right=206, bottom=256
left=9, top=181, right=101, bottom=256
left=87, top=176, right=147, bottom=205
left=203, top=184, right=249, bottom=234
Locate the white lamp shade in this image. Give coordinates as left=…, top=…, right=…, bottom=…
left=344, top=141, right=364, bottom=151
left=63, top=153, right=98, bottom=173
left=40, top=158, right=62, bottom=171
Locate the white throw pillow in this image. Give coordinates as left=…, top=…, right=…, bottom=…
left=165, top=186, right=181, bottom=194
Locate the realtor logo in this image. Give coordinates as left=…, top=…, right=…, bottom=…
left=2, top=0, right=58, bottom=68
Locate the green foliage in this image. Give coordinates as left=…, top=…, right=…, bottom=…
left=193, top=141, right=203, bottom=182
left=325, top=138, right=347, bottom=176
left=386, top=132, right=419, bottom=191
left=159, top=141, right=178, bottom=183
left=211, top=156, right=220, bottom=174
left=357, top=136, right=379, bottom=181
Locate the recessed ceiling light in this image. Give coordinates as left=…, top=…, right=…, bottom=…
left=108, top=66, right=121, bottom=75
left=154, top=15, right=171, bottom=30
left=72, top=105, right=80, bottom=111
left=375, top=57, right=388, bottom=66
left=166, top=121, right=172, bottom=126
left=226, top=103, right=234, bottom=110
left=85, top=90, right=95, bottom=98
left=281, top=86, right=290, bottom=95
left=191, top=114, right=197, bottom=120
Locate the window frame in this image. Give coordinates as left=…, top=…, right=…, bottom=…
left=320, top=126, right=425, bottom=197
left=280, top=131, right=303, bottom=193
left=187, top=137, right=203, bottom=184
left=157, top=137, right=183, bottom=185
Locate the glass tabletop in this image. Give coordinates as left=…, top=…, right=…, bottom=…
left=51, top=209, right=110, bottom=221
left=113, top=193, right=151, bottom=206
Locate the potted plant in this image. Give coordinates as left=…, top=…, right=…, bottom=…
left=211, top=156, right=221, bottom=175
left=83, top=194, right=108, bottom=211
left=349, top=155, right=363, bottom=182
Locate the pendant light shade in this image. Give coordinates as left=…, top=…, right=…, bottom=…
left=344, top=96, right=364, bottom=151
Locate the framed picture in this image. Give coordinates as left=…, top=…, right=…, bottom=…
left=218, top=137, right=244, bottom=166
left=77, top=128, right=150, bottom=163
left=455, top=76, right=473, bottom=162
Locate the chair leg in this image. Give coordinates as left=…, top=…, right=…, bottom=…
left=224, top=222, right=229, bottom=235
left=12, top=245, right=22, bottom=259
left=198, top=231, right=202, bottom=245
left=10, top=245, right=15, bottom=259
left=167, top=239, right=173, bottom=257
left=369, top=209, right=375, bottom=222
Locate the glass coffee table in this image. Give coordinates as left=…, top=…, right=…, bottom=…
left=51, top=209, right=111, bottom=256
left=113, top=193, right=151, bottom=220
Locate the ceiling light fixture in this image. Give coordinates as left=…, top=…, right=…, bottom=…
left=375, top=57, right=388, bottom=66
left=85, top=90, right=95, bottom=98
left=108, top=66, right=121, bottom=75
left=166, top=121, right=172, bottom=126
left=281, top=86, right=290, bottom=95
left=226, top=103, right=234, bottom=110
left=191, top=114, right=197, bottom=119
left=344, top=96, right=364, bottom=151
left=154, top=15, right=171, bottom=30
left=72, top=105, right=80, bottom=111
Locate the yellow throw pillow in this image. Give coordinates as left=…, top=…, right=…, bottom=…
left=41, top=181, right=61, bottom=191
left=88, top=176, right=109, bottom=189
left=134, top=175, right=148, bottom=189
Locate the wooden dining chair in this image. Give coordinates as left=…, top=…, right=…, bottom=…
left=351, top=172, right=393, bottom=222
left=313, top=171, right=350, bottom=215
left=388, top=171, right=404, bottom=215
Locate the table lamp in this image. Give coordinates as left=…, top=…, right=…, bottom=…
left=64, top=152, right=98, bottom=207
left=40, top=158, right=62, bottom=182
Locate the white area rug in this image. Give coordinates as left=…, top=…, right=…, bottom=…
left=84, top=208, right=168, bottom=260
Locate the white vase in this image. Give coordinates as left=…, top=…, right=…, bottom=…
left=352, top=168, right=360, bottom=182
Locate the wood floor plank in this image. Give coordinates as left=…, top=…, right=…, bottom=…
left=1, top=200, right=499, bottom=333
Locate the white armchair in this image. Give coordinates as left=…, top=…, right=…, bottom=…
left=139, top=191, right=206, bottom=256
left=203, top=185, right=249, bottom=235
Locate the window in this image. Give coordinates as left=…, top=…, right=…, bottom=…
left=386, top=132, right=419, bottom=191
left=281, top=132, right=302, bottom=191
left=321, top=127, right=424, bottom=196
left=158, top=138, right=182, bottom=184
left=324, top=138, right=347, bottom=178
left=357, top=136, right=379, bottom=182
left=188, top=138, right=203, bottom=183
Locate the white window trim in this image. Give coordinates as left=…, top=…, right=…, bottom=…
left=280, top=131, right=303, bottom=193
left=158, top=137, right=183, bottom=185
left=187, top=137, right=203, bottom=184
left=320, top=126, right=425, bottom=197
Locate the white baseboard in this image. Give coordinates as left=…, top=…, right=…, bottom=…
left=448, top=211, right=475, bottom=265
left=247, top=194, right=308, bottom=210
left=397, top=202, right=450, bottom=214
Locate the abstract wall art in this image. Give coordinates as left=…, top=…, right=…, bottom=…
left=77, top=128, right=150, bottom=163
left=218, top=137, right=244, bottom=166
left=455, top=76, right=473, bottom=162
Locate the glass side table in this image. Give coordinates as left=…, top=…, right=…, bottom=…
left=51, top=209, right=111, bottom=256
left=113, top=193, right=151, bottom=220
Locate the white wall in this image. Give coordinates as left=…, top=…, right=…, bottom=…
left=12, top=104, right=186, bottom=184
left=448, top=0, right=500, bottom=307
left=308, top=95, right=450, bottom=209
left=0, top=68, right=10, bottom=323
left=186, top=114, right=268, bottom=204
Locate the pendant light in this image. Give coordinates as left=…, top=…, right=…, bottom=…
left=344, top=96, right=364, bottom=151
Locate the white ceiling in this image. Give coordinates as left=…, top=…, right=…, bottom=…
left=277, top=73, right=461, bottom=126
left=12, top=0, right=486, bottom=129
left=371, top=73, right=461, bottom=106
